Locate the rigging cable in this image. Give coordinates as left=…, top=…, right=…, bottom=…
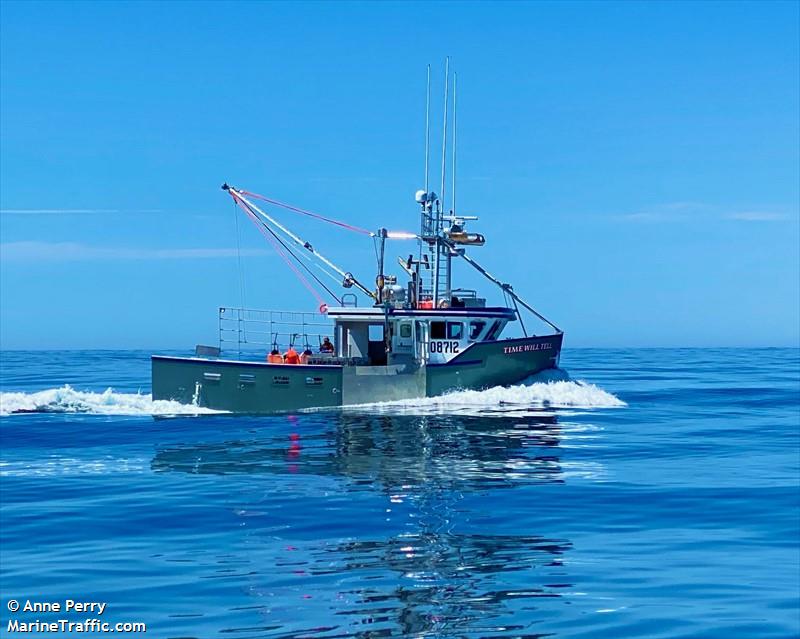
left=282, top=237, right=344, bottom=287
left=238, top=189, right=373, bottom=236
left=232, top=199, right=247, bottom=309
left=262, top=222, right=343, bottom=305
left=225, top=185, right=376, bottom=301
left=264, top=218, right=346, bottom=287
left=248, top=208, right=343, bottom=305
left=231, top=196, right=331, bottom=310
left=235, top=197, right=344, bottom=303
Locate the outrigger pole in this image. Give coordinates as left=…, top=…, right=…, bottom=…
left=223, top=184, right=376, bottom=301
left=444, top=238, right=563, bottom=335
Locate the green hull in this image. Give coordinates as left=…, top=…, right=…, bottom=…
left=426, top=334, right=562, bottom=397
left=152, top=333, right=562, bottom=413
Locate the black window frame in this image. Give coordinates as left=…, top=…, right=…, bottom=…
left=447, top=322, right=464, bottom=340
left=469, top=320, right=486, bottom=340
left=485, top=320, right=503, bottom=341
left=430, top=321, right=446, bottom=339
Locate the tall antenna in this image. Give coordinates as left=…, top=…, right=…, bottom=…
left=433, top=57, right=450, bottom=307
left=440, top=56, right=450, bottom=211
left=424, top=64, right=431, bottom=195
left=451, top=72, right=457, bottom=215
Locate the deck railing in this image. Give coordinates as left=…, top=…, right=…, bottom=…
left=218, top=307, right=333, bottom=358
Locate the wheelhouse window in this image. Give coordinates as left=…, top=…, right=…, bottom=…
left=399, top=323, right=412, bottom=338
left=447, top=322, right=463, bottom=340
left=430, top=321, right=446, bottom=339
left=469, top=320, right=486, bottom=340
left=485, top=320, right=503, bottom=341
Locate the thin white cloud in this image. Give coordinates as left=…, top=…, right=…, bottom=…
left=613, top=202, right=792, bottom=223
left=0, top=208, right=162, bottom=215
left=1, top=241, right=270, bottom=261
left=307, top=176, right=380, bottom=184
left=612, top=202, right=711, bottom=222
left=725, top=212, right=790, bottom=222
left=656, top=201, right=710, bottom=211
left=614, top=211, right=667, bottom=222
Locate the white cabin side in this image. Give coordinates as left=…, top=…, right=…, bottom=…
left=325, top=307, right=516, bottom=365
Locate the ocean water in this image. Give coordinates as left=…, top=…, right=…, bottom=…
left=0, top=348, right=798, bottom=638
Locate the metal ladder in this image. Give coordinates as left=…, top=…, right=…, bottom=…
left=419, top=205, right=451, bottom=303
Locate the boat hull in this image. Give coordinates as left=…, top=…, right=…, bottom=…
left=151, top=357, right=344, bottom=413
left=426, top=333, right=562, bottom=397
left=151, top=333, right=562, bottom=413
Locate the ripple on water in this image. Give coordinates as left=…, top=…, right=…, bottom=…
left=0, top=348, right=798, bottom=638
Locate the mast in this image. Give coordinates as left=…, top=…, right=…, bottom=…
left=419, top=65, right=431, bottom=301
left=424, top=64, right=431, bottom=195
left=447, top=72, right=457, bottom=299
left=376, top=228, right=387, bottom=303
left=452, top=72, right=457, bottom=216
left=433, top=57, right=450, bottom=307
left=439, top=56, right=449, bottom=215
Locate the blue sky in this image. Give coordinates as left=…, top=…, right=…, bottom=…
left=1, top=0, right=798, bottom=349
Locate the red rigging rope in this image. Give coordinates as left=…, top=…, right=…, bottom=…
left=237, top=201, right=327, bottom=309
left=230, top=195, right=331, bottom=311
left=225, top=184, right=377, bottom=302
left=230, top=193, right=343, bottom=304
left=237, top=189, right=373, bottom=236
left=257, top=218, right=344, bottom=305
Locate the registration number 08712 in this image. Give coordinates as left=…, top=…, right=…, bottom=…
left=430, top=341, right=459, bottom=354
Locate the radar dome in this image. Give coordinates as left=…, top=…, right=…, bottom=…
left=415, top=190, right=427, bottom=203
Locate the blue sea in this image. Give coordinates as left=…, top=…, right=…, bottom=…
left=1, top=348, right=798, bottom=638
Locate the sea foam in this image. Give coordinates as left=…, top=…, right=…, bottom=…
left=343, top=371, right=626, bottom=415
left=1, top=375, right=624, bottom=417
left=0, top=385, right=222, bottom=417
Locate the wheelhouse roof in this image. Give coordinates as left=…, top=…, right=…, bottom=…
left=326, top=306, right=517, bottom=322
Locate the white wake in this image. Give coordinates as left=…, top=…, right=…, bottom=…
left=0, top=385, right=223, bottom=417
left=344, top=376, right=626, bottom=416
left=1, top=375, right=625, bottom=417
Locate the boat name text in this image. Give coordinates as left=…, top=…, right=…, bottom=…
left=503, top=343, right=552, bottom=354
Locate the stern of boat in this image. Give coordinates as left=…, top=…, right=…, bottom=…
left=152, top=355, right=344, bottom=413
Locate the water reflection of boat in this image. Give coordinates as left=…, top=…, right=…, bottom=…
left=151, top=412, right=577, bottom=637
left=301, top=532, right=571, bottom=638
left=152, top=413, right=565, bottom=489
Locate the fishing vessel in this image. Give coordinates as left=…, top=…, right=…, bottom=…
left=151, top=63, right=564, bottom=413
